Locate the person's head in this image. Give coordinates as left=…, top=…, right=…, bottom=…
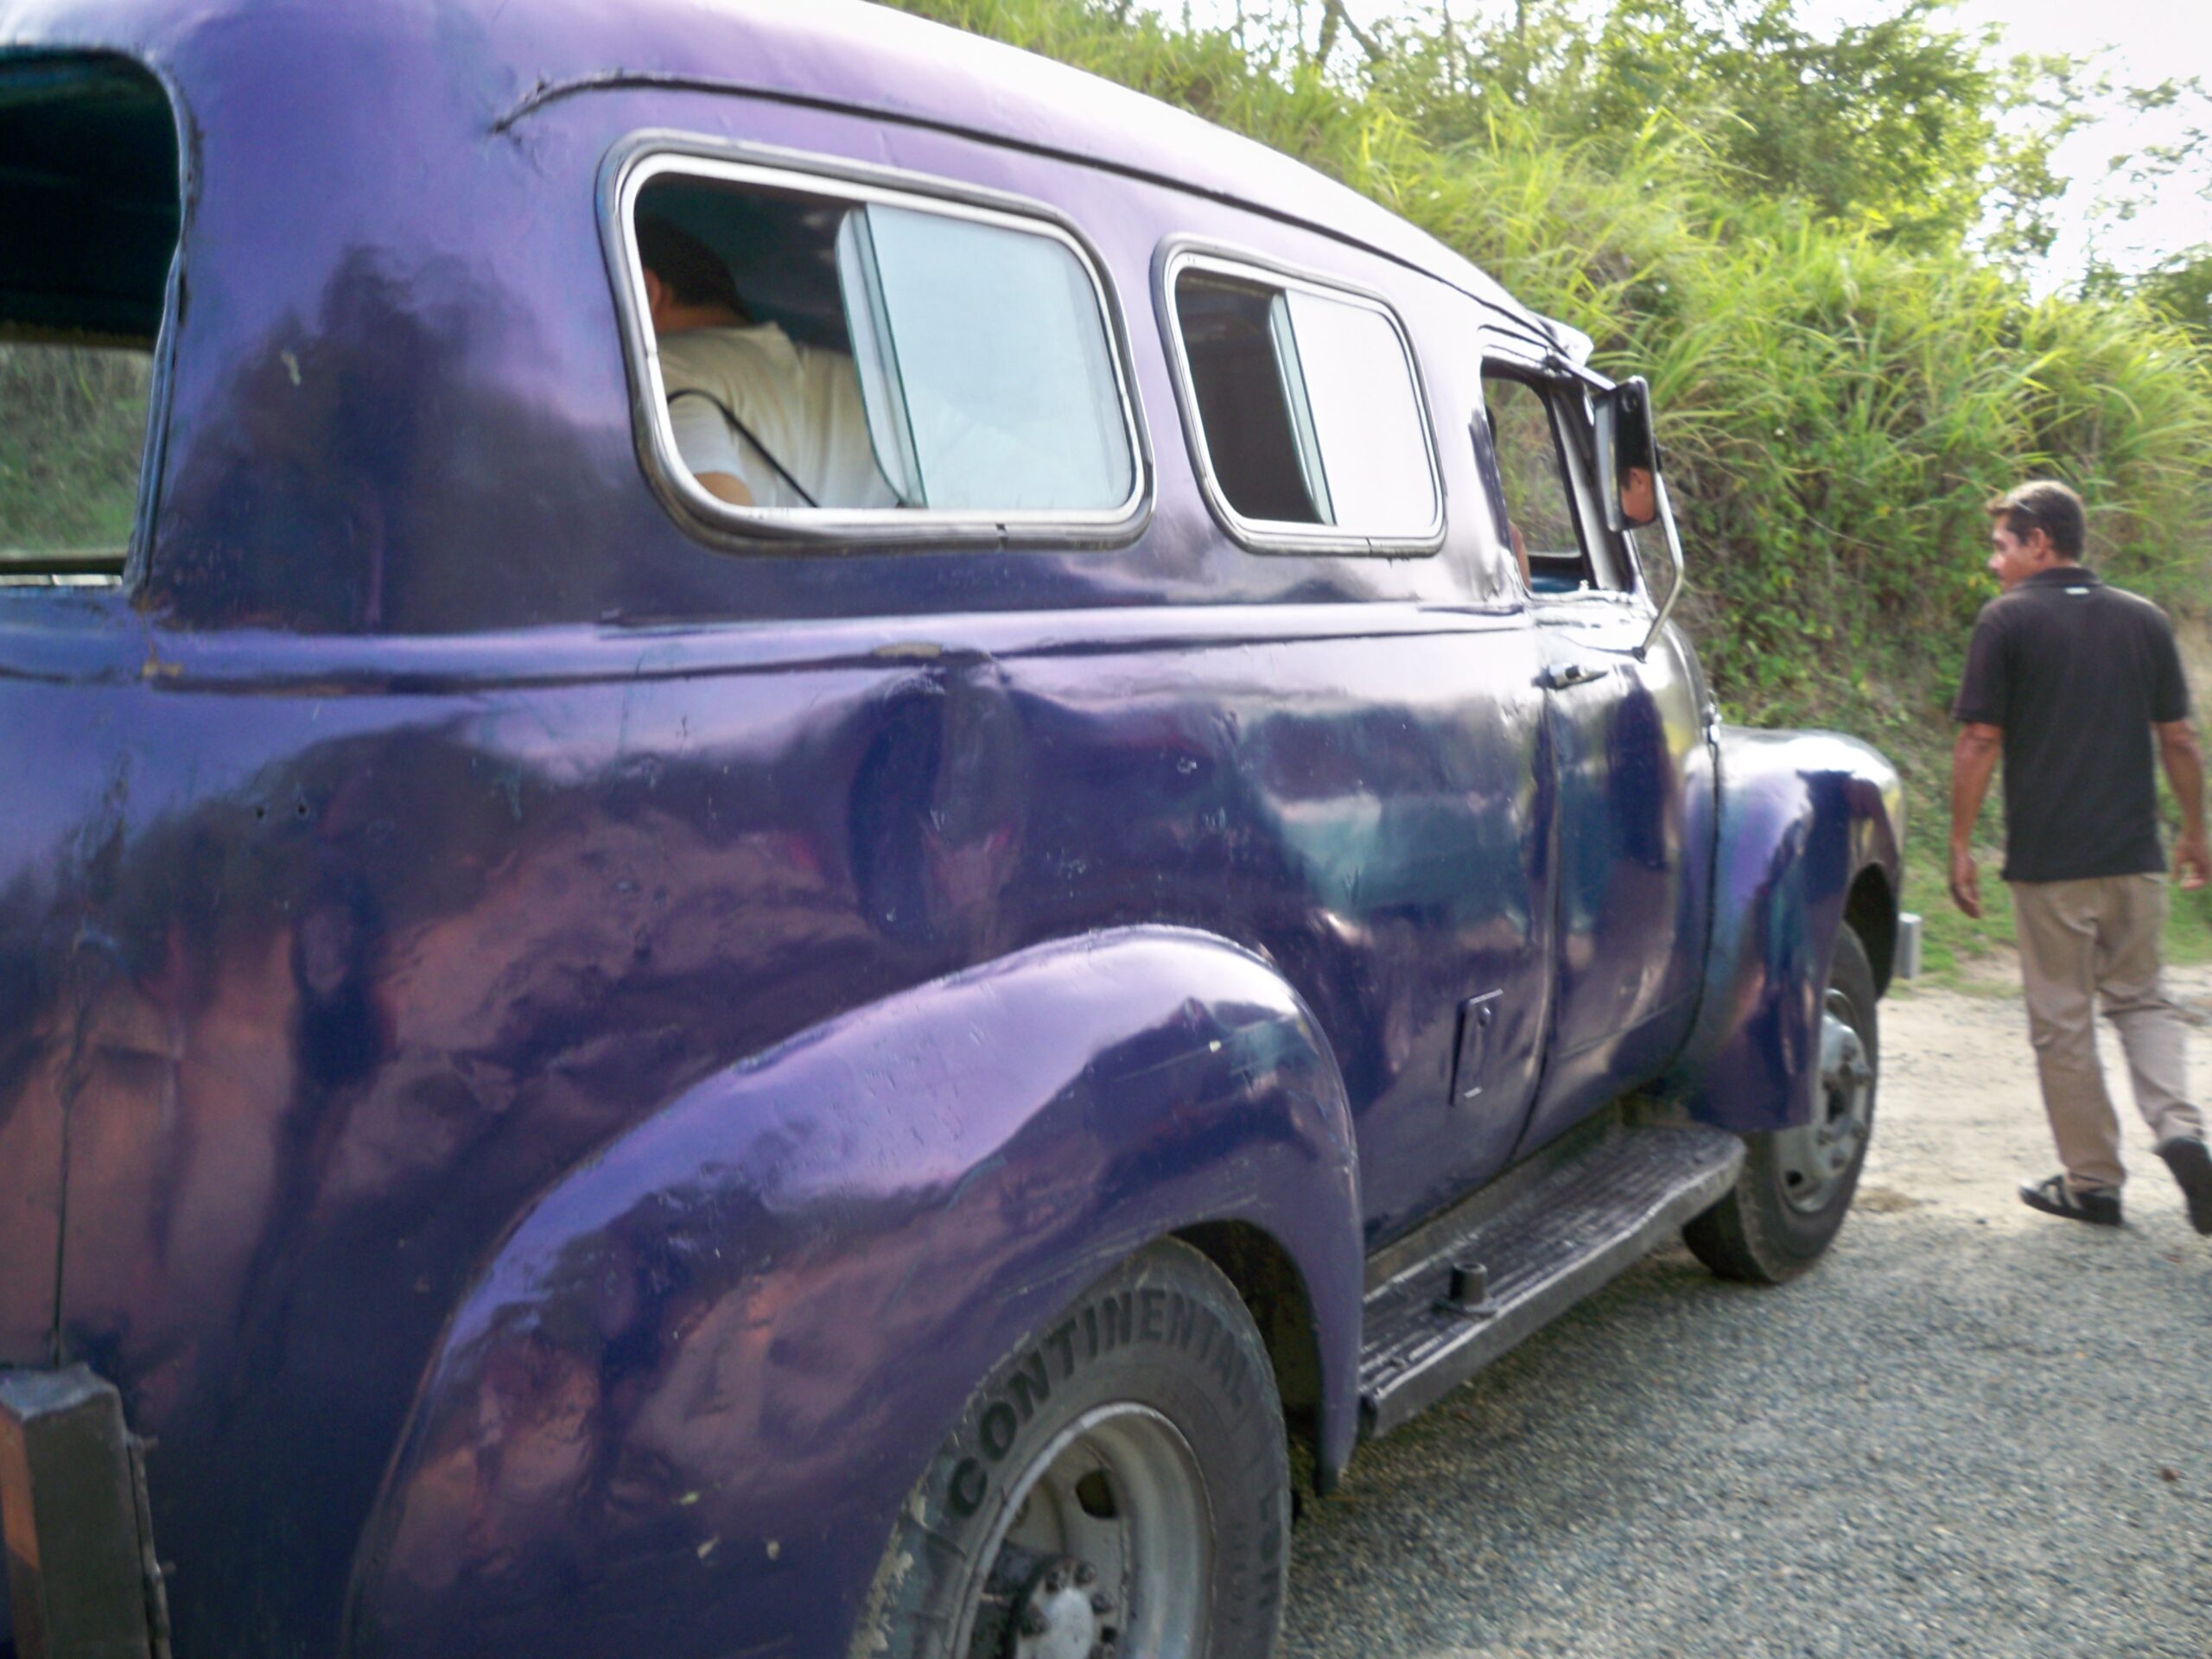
left=1984, top=480, right=2086, bottom=590
left=1618, top=467, right=1656, bottom=526
left=636, top=216, right=752, bottom=335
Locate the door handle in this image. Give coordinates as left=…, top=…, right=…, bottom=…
left=1541, top=662, right=1605, bottom=690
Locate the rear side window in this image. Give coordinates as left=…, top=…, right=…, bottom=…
left=613, top=150, right=1145, bottom=539
left=1165, top=250, right=1440, bottom=554
left=0, top=54, right=178, bottom=582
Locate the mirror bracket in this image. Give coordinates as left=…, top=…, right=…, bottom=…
left=1634, top=470, right=1687, bottom=662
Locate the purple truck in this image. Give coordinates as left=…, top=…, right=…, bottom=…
left=0, top=4, right=1910, bottom=1657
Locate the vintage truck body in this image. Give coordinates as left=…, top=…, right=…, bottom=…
left=0, top=3, right=1906, bottom=1656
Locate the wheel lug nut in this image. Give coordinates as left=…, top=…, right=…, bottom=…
left=1045, top=1567, right=1067, bottom=1594
left=1074, top=1562, right=1096, bottom=1587
left=1090, top=1591, right=1112, bottom=1615
left=1020, top=1606, right=1049, bottom=1637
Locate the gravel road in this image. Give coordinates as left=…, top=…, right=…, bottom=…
left=1281, top=965, right=2212, bottom=1659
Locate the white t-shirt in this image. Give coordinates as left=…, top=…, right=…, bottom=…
left=659, top=323, right=899, bottom=510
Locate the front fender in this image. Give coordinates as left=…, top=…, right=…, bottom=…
left=350, top=925, right=1359, bottom=1659
left=1662, top=728, right=1903, bottom=1134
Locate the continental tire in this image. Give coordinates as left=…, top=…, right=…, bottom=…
left=1685, top=923, right=1879, bottom=1284
left=849, top=1239, right=1289, bottom=1659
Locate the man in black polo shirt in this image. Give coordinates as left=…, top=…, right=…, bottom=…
left=1950, top=480, right=2211, bottom=1234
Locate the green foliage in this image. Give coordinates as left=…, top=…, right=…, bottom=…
left=0, top=340, right=151, bottom=559
left=890, top=0, right=2212, bottom=963
left=2113, top=245, right=2212, bottom=346
left=886, top=0, right=2212, bottom=731
left=1364, top=0, right=2073, bottom=258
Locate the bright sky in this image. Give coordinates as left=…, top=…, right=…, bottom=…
left=1168, top=0, right=2212, bottom=280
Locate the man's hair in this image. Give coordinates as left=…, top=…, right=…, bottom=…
left=635, top=216, right=751, bottom=320
left=1986, top=480, right=2086, bottom=560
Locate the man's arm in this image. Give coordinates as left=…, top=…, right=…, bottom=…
left=2157, top=719, right=2209, bottom=890
left=693, top=471, right=754, bottom=506
left=1949, top=721, right=2003, bottom=918
left=668, top=395, right=757, bottom=507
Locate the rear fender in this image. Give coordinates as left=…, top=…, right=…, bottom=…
left=350, top=925, right=1358, bottom=1659
left=1662, top=729, right=1903, bottom=1134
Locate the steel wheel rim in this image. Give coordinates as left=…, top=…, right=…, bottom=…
left=1773, top=985, right=1873, bottom=1215
left=953, top=1402, right=1211, bottom=1659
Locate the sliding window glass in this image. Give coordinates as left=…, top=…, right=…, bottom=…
left=615, top=151, right=1145, bottom=541
left=1167, top=254, right=1440, bottom=553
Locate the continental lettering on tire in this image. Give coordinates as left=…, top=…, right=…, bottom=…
left=945, top=1288, right=1255, bottom=1516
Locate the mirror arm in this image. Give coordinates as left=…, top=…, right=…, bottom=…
left=1634, top=471, right=1686, bottom=662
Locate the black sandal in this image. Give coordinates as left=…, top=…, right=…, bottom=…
left=2018, top=1173, right=2122, bottom=1227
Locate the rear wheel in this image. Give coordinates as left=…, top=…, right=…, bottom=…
left=1684, top=923, right=1878, bottom=1284
left=851, top=1239, right=1289, bottom=1659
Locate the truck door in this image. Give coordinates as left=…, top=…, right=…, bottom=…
left=1478, top=364, right=1713, bottom=1153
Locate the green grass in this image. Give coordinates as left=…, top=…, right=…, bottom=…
left=1890, top=721, right=2212, bottom=988
left=1901, top=837, right=2212, bottom=989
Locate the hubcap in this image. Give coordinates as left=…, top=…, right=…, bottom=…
left=1009, top=1556, right=1109, bottom=1659
left=957, top=1405, right=1211, bottom=1659
left=1772, top=987, right=1873, bottom=1214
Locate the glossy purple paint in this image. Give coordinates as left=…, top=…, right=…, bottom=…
left=1663, top=728, right=1906, bottom=1130
left=362, top=928, right=1357, bottom=1659
left=0, top=4, right=1903, bottom=1657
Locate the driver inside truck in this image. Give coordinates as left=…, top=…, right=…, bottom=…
left=1617, top=418, right=1657, bottom=526
left=637, top=215, right=897, bottom=512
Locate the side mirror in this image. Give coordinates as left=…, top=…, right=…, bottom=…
left=1593, top=376, right=1662, bottom=532
left=1592, top=375, right=1688, bottom=660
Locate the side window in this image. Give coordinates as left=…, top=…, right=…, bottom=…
left=1166, top=256, right=1440, bottom=552
left=1, top=55, right=178, bottom=583
left=618, top=156, right=1143, bottom=532
left=1480, top=372, right=1628, bottom=594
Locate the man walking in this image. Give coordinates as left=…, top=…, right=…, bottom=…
left=1949, top=480, right=2212, bottom=1234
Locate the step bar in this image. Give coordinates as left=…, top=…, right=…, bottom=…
left=1358, top=1123, right=1744, bottom=1440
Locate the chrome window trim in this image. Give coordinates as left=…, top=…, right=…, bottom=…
left=1153, top=237, right=1446, bottom=557
left=600, top=132, right=1154, bottom=550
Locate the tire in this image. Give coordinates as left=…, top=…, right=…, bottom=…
left=1684, top=923, right=1878, bottom=1284
left=849, top=1239, right=1289, bottom=1659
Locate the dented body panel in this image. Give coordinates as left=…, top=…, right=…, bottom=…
left=4, top=597, right=1560, bottom=1655
left=365, top=929, right=1359, bottom=1659
left=0, top=3, right=1904, bottom=1657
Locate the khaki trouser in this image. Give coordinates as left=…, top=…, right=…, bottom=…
left=2011, top=874, right=2203, bottom=1192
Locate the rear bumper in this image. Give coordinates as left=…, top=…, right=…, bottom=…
left=0, top=1367, right=168, bottom=1659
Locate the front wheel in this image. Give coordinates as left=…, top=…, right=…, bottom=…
left=850, top=1239, right=1289, bottom=1659
left=1684, top=923, right=1878, bottom=1284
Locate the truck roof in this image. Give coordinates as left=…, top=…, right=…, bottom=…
left=3, top=0, right=1574, bottom=350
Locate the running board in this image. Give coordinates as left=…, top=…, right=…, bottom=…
left=1358, top=1124, right=1744, bottom=1440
